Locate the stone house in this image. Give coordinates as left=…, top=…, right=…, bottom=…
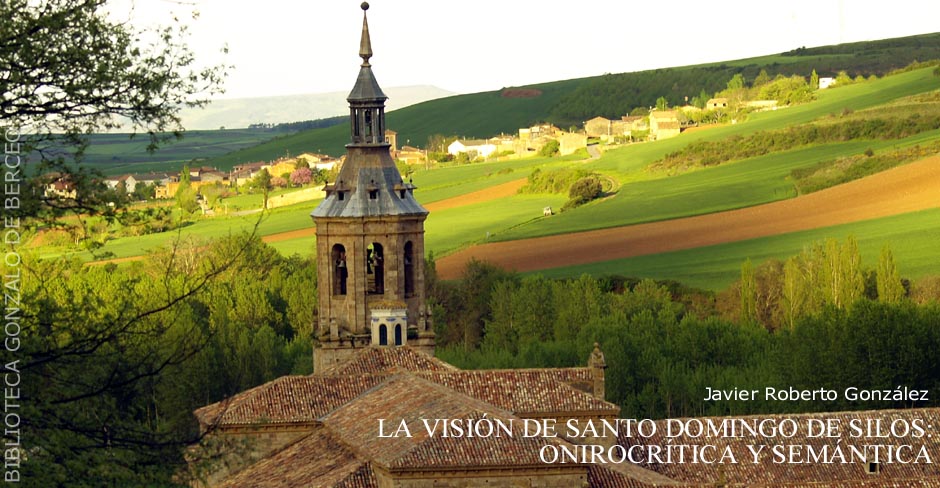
left=585, top=116, right=615, bottom=138
left=396, top=145, right=426, bottom=165
left=706, top=97, right=728, bottom=110
left=447, top=139, right=496, bottom=158
left=648, top=110, right=680, bottom=140
left=104, top=174, right=138, bottom=194
left=558, top=131, right=588, bottom=155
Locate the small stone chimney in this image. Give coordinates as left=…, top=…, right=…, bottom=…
left=588, top=342, right=607, bottom=401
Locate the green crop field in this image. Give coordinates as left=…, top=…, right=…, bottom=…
left=495, top=68, right=940, bottom=241
left=44, top=68, right=940, bottom=274
left=207, top=78, right=586, bottom=167
left=265, top=193, right=570, bottom=259
left=73, top=129, right=278, bottom=175
left=411, top=152, right=583, bottom=203
left=535, top=208, right=940, bottom=291
left=204, top=35, right=940, bottom=168
left=63, top=33, right=940, bottom=179
left=34, top=37, right=940, bottom=292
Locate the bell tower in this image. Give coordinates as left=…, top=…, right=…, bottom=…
left=311, top=2, right=434, bottom=373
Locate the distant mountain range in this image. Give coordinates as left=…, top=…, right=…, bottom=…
left=177, top=85, right=455, bottom=130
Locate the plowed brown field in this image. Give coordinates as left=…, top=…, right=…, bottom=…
left=435, top=156, right=940, bottom=279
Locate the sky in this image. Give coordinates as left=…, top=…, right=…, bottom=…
left=107, top=0, right=940, bottom=100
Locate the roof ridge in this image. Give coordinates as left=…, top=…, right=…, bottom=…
left=194, top=374, right=336, bottom=426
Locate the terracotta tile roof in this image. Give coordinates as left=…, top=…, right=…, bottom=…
left=217, top=427, right=377, bottom=488
left=193, top=375, right=386, bottom=427
left=588, top=464, right=683, bottom=487
left=544, top=366, right=595, bottom=392
left=758, top=481, right=940, bottom=487
left=650, top=110, right=678, bottom=120
left=620, top=408, right=940, bottom=486
left=195, top=350, right=611, bottom=428
left=420, top=369, right=618, bottom=416
left=321, top=346, right=459, bottom=375
left=322, top=374, right=574, bottom=471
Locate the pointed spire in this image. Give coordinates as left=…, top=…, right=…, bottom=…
left=359, top=2, right=372, bottom=67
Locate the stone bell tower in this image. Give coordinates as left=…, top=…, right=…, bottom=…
left=311, top=2, right=435, bottom=373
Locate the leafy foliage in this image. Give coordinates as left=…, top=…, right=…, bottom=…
left=289, top=167, right=313, bottom=186
left=791, top=139, right=940, bottom=193
left=652, top=113, right=940, bottom=173
left=438, top=255, right=940, bottom=419
left=538, top=139, right=560, bottom=157
left=562, top=176, right=603, bottom=211
left=21, top=235, right=315, bottom=485
left=0, top=0, right=227, bottom=234
left=519, top=167, right=596, bottom=194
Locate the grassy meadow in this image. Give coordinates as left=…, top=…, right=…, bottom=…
left=75, top=129, right=277, bottom=175
left=498, top=68, right=940, bottom=241
left=36, top=64, right=940, bottom=292
left=535, top=208, right=940, bottom=290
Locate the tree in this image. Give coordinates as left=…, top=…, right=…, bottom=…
left=655, top=96, right=669, bottom=111
left=781, top=257, right=807, bottom=331
left=876, top=245, right=905, bottom=303
left=1, top=0, right=227, bottom=230
left=753, top=69, right=771, bottom=87
left=695, top=88, right=710, bottom=109
left=252, top=168, right=274, bottom=209
left=132, top=182, right=157, bottom=201
left=2, top=1, right=231, bottom=483
left=200, top=184, right=224, bottom=211
left=427, top=133, right=454, bottom=154
left=539, top=139, right=560, bottom=157
left=175, top=165, right=200, bottom=216
left=818, top=237, right=863, bottom=309
left=726, top=73, right=746, bottom=91
left=290, top=167, right=313, bottom=187
left=740, top=258, right=757, bottom=324
left=20, top=232, right=272, bottom=485
left=810, top=69, right=820, bottom=90
left=835, top=70, right=854, bottom=87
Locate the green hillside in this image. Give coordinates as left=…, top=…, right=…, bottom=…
left=252, top=67, right=940, bottom=267
left=497, top=67, right=940, bottom=241
left=70, top=129, right=277, bottom=176
left=205, top=33, right=940, bottom=166
left=207, top=78, right=585, bottom=168
left=37, top=37, right=940, bottom=288
left=537, top=208, right=940, bottom=291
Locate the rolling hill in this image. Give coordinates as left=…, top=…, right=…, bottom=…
left=205, top=32, right=940, bottom=165
left=35, top=33, right=940, bottom=292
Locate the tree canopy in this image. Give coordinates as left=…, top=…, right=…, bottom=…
left=1, top=0, right=227, bottom=227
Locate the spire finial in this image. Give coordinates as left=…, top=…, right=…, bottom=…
left=359, top=2, right=372, bottom=67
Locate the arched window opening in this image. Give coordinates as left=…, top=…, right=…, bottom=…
left=352, top=108, right=361, bottom=142
left=379, top=324, right=388, bottom=346
left=394, top=324, right=402, bottom=346
left=404, top=241, right=415, bottom=297
left=364, top=109, right=373, bottom=140
left=367, top=243, right=384, bottom=295
left=332, top=244, right=348, bottom=295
